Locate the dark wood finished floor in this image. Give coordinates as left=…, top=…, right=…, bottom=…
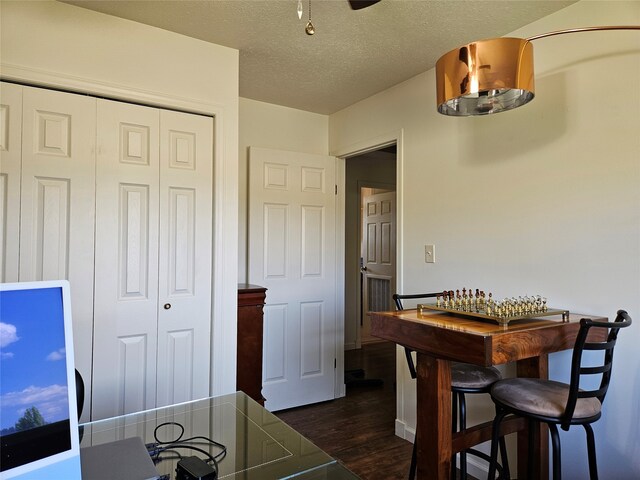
left=276, top=341, right=413, bottom=479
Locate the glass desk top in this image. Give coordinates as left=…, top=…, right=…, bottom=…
left=80, top=392, right=358, bottom=479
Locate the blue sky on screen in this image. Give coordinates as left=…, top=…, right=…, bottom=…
left=0, top=287, right=69, bottom=430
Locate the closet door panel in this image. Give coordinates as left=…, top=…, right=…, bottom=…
left=19, top=86, right=96, bottom=421
left=157, top=110, right=213, bottom=406
left=0, top=83, right=22, bottom=283
left=93, top=99, right=160, bottom=420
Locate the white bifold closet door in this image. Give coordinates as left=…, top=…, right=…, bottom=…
left=0, top=83, right=97, bottom=412
left=92, top=99, right=212, bottom=420
left=156, top=109, right=213, bottom=409
left=0, top=82, right=23, bottom=284
left=1, top=82, right=214, bottom=422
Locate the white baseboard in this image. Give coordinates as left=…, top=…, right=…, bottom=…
left=463, top=453, right=490, bottom=479
left=394, top=418, right=415, bottom=442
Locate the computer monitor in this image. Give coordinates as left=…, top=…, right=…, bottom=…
left=0, top=280, right=82, bottom=480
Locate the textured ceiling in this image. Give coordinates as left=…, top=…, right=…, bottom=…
left=63, top=0, right=576, bottom=114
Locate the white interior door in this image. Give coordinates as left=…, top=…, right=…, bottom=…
left=361, top=191, right=396, bottom=343
left=249, top=147, right=337, bottom=412
left=156, top=109, right=213, bottom=407
left=93, top=99, right=161, bottom=420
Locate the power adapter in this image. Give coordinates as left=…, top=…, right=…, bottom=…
left=175, top=456, right=217, bottom=480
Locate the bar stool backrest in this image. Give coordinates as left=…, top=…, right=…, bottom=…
left=392, top=292, right=443, bottom=312
left=562, top=309, right=632, bottom=430
left=392, top=292, right=444, bottom=379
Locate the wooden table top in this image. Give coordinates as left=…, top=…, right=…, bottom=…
left=371, top=309, right=608, bottom=366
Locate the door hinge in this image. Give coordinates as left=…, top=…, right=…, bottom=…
left=335, top=185, right=338, bottom=195
left=334, top=358, right=337, bottom=369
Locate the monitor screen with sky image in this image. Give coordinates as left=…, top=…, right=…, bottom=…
left=0, top=280, right=81, bottom=480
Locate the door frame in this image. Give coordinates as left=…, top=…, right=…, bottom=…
left=1, top=66, right=238, bottom=398
left=333, top=129, right=404, bottom=400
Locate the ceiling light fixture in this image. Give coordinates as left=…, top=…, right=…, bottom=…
left=435, top=26, right=640, bottom=116
left=348, top=0, right=381, bottom=10
left=305, top=0, right=315, bottom=35
left=297, top=0, right=303, bottom=20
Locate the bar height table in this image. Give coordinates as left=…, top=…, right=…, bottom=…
left=371, top=309, right=607, bottom=480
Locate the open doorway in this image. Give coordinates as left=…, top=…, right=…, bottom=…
left=359, top=187, right=396, bottom=344
left=343, top=145, right=396, bottom=391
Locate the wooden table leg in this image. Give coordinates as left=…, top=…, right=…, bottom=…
left=516, top=354, right=549, bottom=480
left=416, top=353, right=451, bottom=480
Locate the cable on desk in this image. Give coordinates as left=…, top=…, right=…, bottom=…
left=146, top=421, right=227, bottom=470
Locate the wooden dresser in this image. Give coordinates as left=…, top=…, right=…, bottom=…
left=236, top=284, right=267, bottom=405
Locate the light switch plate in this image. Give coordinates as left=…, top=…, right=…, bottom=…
left=425, top=244, right=435, bottom=263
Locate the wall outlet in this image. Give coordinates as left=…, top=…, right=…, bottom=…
left=425, top=244, right=435, bottom=263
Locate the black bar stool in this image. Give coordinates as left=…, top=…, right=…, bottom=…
left=487, top=310, right=632, bottom=480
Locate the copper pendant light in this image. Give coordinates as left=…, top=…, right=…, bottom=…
left=436, top=26, right=640, bottom=116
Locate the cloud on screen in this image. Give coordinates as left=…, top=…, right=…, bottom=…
left=0, top=322, right=19, bottom=348
left=1, top=384, right=69, bottom=423
left=46, top=348, right=66, bottom=361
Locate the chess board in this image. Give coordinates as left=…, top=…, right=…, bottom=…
left=417, top=303, right=570, bottom=326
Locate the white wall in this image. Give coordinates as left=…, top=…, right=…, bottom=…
left=1, top=0, right=240, bottom=396
left=329, top=1, right=640, bottom=477
left=238, top=98, right=329, bottom=282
